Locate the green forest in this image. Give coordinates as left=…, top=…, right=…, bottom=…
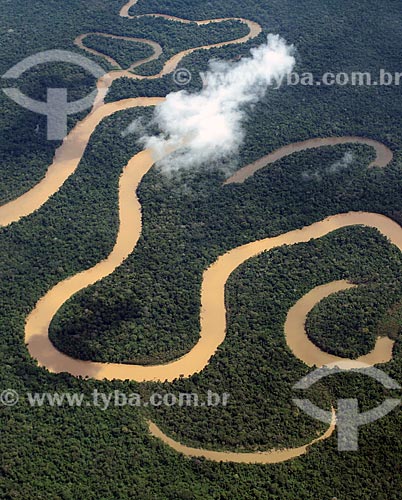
left=0, top=0, right=401, bottom=499
left=82, top=35, right=155, bottom=69
left=306, top=283, right=402, bottom=359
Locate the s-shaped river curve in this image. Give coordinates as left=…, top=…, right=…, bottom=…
left=0, top=0, right=260, bottom=227
left=1, top=0, right=399, bottom=464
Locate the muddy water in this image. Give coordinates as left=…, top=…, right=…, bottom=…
left=25, top=211, right=402, bottom=382
left=119, top=0, right=139, bottom=18
left=118, top=0, right=262, bottom=81
left=0, top=97, right=164, bottom=227
left=3, top=0, right=400, bottom=463
left=148, top=413, right=336, bottom=464
left=85, top=13, right=261, bottom=96
left=119, top=0, right=262, bottom=44
left=224, top=137, right=393, bottom=184
left=74, top=33, right=163, bottom=71
left=25, top=148, right=156, bottom=379
left=144, top=215, right=399, bottom=463
left=104, top=17, right=261, bottom=85
left=0, top=6, right=261, bottom=224
left=285, top=280, right=395, bottom=367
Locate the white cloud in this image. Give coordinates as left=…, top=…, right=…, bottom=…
left=140, top=34, right=296, bottom=172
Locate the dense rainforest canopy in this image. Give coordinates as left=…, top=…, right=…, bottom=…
left=0, top=0, right=401, bottom=498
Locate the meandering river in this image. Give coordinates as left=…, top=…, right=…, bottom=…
left=1, top=0, right=399, bottom=464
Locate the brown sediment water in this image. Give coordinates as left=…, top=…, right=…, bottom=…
left=285, top=280, right=395, bottom=367
left=108, top=16, right=261, bottom=85
left=3, top=0, right=400, bottom=464
left=224, top=137, right=393, bottom=184
left=144, top=220, right=398, bottom=462
left=119, top=0, right=262, bottom=44
left=74, top=33, right=163, bottom=71
left=89, top=12, right=261, bottom=96
left=147, top=412, right=336, bottom=464
left=118, top=0, right=262, bottom=83
left=119, top=0, right=139, bottom=18
left=25, top=211, right=402, bottom=382
left=0, top=3, right=262, bottom=224
left=0, top=97, right=164, bottom=227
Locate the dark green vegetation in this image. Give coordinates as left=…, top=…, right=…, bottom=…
left=0, top=0, right=246, bottom=202
left=306, top=283, right=402, bottom=359
left=82, top=18, right=249, bottom=77
left=146, top=227, right=402, bottom=452
left=83, top=35, right=155, bottom=69
left=1, top=0, right=402, bottom=499
left=48, top=143, right=399, bottom=365
left=127, top=18, right=249, bottom=77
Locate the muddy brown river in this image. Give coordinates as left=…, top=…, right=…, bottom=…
left=1, top=0, right=398, bottom=463
left=224, top=137, right=393, bottom=184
